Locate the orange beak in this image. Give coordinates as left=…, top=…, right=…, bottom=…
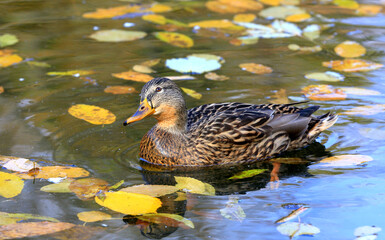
left=123, top=98, right=155, bottom=126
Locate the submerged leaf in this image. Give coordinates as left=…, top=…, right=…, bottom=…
left=17, top=166, right=90, bottom=179
left=82, top=5, right=141, bottom=19
left=0, top=34, right=18, bottom=48
left=140, top=58, right=161, bottom=67
left=0, top=212, right=59, bottom=226
left=0, top=221, right=75, bottom=239
left=95, top=191, right=162, bottom=215
left=77, top=211, right=111, bottom=223
left=239, top=63, right=272, bottom=74
left=229, top=169, right=267, bottom=180
left=175, top=176, right=215, bottom=195
left=69, top=178, right=109, bottom=200
left=153, top=32, right=193, bottom=48
left=121, top=184, right=178, bottom=197
left=68, top=104, right=116, bottom=125
left=334, top=41, right=366, bottom=58
left=89, top=30, right=147, bottom=42
left=137, top=213, right=194, bottom=229
left=0, top=155, right=41, bottom=172
left=0, top=172, right=24, bottom=198
left=180, top=87, right=202, bottom=99
left=0, top=86, right=3, bottom=94
left=269, top=89, right=290, bottom=104
left=277, top=222, right=320, bottom=237
left=322, top=59, right=383, bottom=72
left=319, top=155, right=373, bottom=167
left=40, top=179, right=74, bottom=193
left=112, top=70, right=153, bottom=82
left=104, top=86, right=136, bottom=94
left=233, top=13, right=257, bottom=22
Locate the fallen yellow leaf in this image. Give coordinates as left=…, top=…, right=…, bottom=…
left=206, top=1, right=248, bottom=14
left=148, top=3, right=172, bottom=13
left=302, top=84, right=346, bottom=101
left=40, top=179, right=74, bottom=193
left=153, top=32, right=194, bottom=48
left=0, top=49, right=23, bottom=68
left=17, top=166, right=90, bottom=179
left=77, top=211, right=111, bottom=223
left=112, top=70, right=153, bottom=82
left=188, top=20, right=243, bottom=30
left=82, top=5, right=141, bottom=19
left=0, top=221, right=75, bottom=239
left=68, top=104, right=116, bottom=125
left=0, top=86, right=3, bottom=94
left=180, top=87, right=202, bottom=99
left=334, top=41, right=366, bottom=58
left=239, top=63, right=273, bottom=74
left=0, top=172, right=24, bottom=198
left=140, top=58, right=161, bottom=67
left=233, top=13, right=256, bottom=22
left=322, top=59, right=383, bottom=72
left=69, top=178, right=109, bottom=200
left=46, top=70, right=95, bottom=76
left=142, top=14, right=167, bottom=25
left=95, top=191, right=162, bottom=215
left=285, top=13, right=311, bottom=22
left=175, top=176, right=215, bottom=196
left=121, top=184, right=179, bottom=197
left=104, top=86, right=136, bottom=94
left=357, top=4, right=382, bottom=15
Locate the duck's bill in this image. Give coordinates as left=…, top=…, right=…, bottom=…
left=123, top=98, right=155, bottom=126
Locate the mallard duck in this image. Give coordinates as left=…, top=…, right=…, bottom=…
left=124, top=77, right=338, bottom=167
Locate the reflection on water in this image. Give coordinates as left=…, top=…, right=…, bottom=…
left=1, top=0, right=385, bottom=239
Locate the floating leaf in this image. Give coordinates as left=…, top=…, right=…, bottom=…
left=359, top=128, right=385, bottom=140
left=166, top=55, right=222, bottom=74
left=303, top=24, right=321, bottom=40
left=206, top=0, right=263, bottom=14
left=277, top=222, right=320, bottom=237
left=89, top=30, right=147, bottom=42
left=322, top=59, right=383, bottom=72
left=142, top=14, right=167, bottom=25
left=229, top=169, right=268, bottom=180
left=342, top=104, right=385, bottom=116
left=0, top=172, right=24, bottom=198
left=148, top=3, right=172, bottom=13
left=104, top=86, right=136, bottom=94
left=77, top=211, right=111, bottom=223
left=334, top=41, right=366, bottom=58
left=112, top=70, right=153, bottom=82
left=220, top=196, right=246, bottom=222
left=69, top=178, right=109, bottom=200
left=40, top=179, right=74, bottom=193
left=285, top=13, right=311, bottom=22
left=95, top=191, right=162, bottom=215
left=140, top=58, right=161, bottom=67
left=132, top=64, right=155, bottom=74
left=68, top=104, right=116, bottom=125
left=302, top=85, right=346, bottom=101
left=0, top=212, right=59, bottom=226
left=233, top=13, right=256, bottom=22
left=0, top=155, right=41, bottom=172
left=0, top=86, right=3, bottom=94
left=188, top=20, right=243, bottom=30
left=230, top=35, right=259, bottom=46
left=180, top=87, right=202, bottom=99
left=46, top=70, right=95, bottom=76
left=259, top=5, right=306, bottom=19
left=137, top=213, right=194, bottom=229
left=305, top=71, right=345, bottom=82
left=333, top=0, right=359, bottom=9
left=153, top=32, right=193, bottom=48
left=121, top=184, right=178, bottom=197
left=0, top=34, right=18, bottom=48
left=27, top=61, right=51, bottom=68
left=260, top=0, right=280, bottom=6
left=109, top=180, right=124, bottom=190
left=275, top=206, right=310, bottom=223
left=319, top=155, right=373, bottom=167
left=339, top=87, right=380, bottom=96
left=17, top=166, right=90, bottom=179
left=288, top=44, right=322, bottom=52
left=239, top=63, right=272, bottom=74
left=357, top=5, right=382, bottom=15
left=174, top=176, right=215, bottom=196
left=204, top=72, right=229, bottom=81
left=0, top=49, right=23, bottom=68
left=0, top=221, right=75, bottom=239
left=270, top=89, right=290, bottom=104
left=82, top=5, right=141, bottom=19
left=354, top=226, right=382, bottom=237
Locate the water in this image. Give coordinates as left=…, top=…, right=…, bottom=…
left=1, top=1, right=385, bottom=239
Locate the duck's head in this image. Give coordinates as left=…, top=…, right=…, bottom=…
left=124, top=77, right=187, bottom=131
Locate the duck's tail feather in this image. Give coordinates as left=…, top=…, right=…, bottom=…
left=308, top=112, right=338, bottom=139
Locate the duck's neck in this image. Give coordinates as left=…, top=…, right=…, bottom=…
left=153, top=104, right=187, bottom=135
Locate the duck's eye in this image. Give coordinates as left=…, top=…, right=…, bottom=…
left=155, top=87, right=163, bottom=92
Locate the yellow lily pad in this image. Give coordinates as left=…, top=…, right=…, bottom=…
left=153, top=32, right=194, bottom=48
left=334, top=41, right=366, bottom=58
left=68, top=104, right=116, bottom=125
left=0, top=172, right=24, bottom=198
left=175, top=176, right=215, bottom=196
left=180, top=87, right=202, bottom=99
left=95, top=191, right=162, bottom=215
left=112, top=70, right=153, bottom=82
left=17, top=166, right=90, bottom=179
left=77, top=211, right=111, bottom=223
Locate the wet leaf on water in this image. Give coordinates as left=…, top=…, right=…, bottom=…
left=305, top=71, right=345, bottom=82
left=40, top=179, right=74, bottom=193
left=342, top=104, right=385, bottom=116
left=140, top=58, right=161, bottom=67
left=260, top=0, right=280, bottom=6
left=0, top=155, right=41, bottom=172
left=259, top=5, right=307, bottom=19
left=0, top=86, right=4, bottom=94
left=229, top=169, right=268, bottom=180
left=27, top=61, right=51, bottom=68
left=0, top=34, right=18, bottom=48
left=17, top=166, right=90, bottom=179
left=166, top=55, right=222, bottom=74
left=239, top=63, right=272, bottom=74
left=132, top=64, right=156, bottom=74
left=0, top=221, right=75, bottom=239
left=142, top=14, right=167, bottom=25
left=188, top=20, right=244, bottom=30
left=69, top=178, right=109, bottom=200
left=206, top=0, right=263, bottom=14
left=269, top=89, right=290, bottom=104
left=204, top=72, right=229, bottom=81
left=334, top=41, right=366, bottom=58
left=302, top=85, right=346, bottom=101
left=47, top=70, right=95, bottom=76
left=175, top=176, right=215, bottom=196
left=49, top=225, right=106, bottom=240
left=333, top=0, right=359, bottom=9
left=181, top=87, right=202, bottom=99
left=104, top=86, right=137, bottom=94
left=153, top=32, right=194, bottom=48
left=339, top=87, right=380, bottom=96
left=0, top=172, right=24, bottom=198
left=0, top=212, right=59, bottom=226
left=303, top=24, right=321, bottom=40
left=109, top=180, right=124, bottom=190
left=82, top=5, right=141, bottom=19
left=230, top=35, right=259, bottom=46
left=354, top=226, right=382, bottom=237
left=285, top=13, right=311, bottom=22
left=359, top=128, right=385, bottom=140
left=319, top=154, right=373, bottom=167
left=137, top=213, right=194, bottom=229
left=148, top=3, right=172, bottom=13
left=77, top=211, right=111, bottom=223
left=220, top=196, right=246, bottom=222
left=322, top=59, right=383, bottom=72
left=68, top=104, right=116, bottom=125
left=288, top=44, right=322, bottom=52
left=121, top=184, right=178, bottom=197
left=0, top=49, right=23, bottom=68
left=233, top=13, right=256, bottom=22
left=95, top=191, right=162, bottom=215
left=89, top=30, right=147, bottom=42
left=112, top=70, right=153, bottom=82
left=357, top=5, right=382, bottom=15
left=277, top=222, right=320, bottom=237
left=275, top=206, right=310, bottom=223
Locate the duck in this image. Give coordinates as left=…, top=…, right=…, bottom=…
left=124, top=77, right=338, bottom=167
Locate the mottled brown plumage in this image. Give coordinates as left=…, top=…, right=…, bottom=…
left=124, top=77, right=338, bottom=167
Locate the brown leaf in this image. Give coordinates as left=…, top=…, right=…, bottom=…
left=112, top=70, right=153, bottom=82
left=204, top=72, right=229, bottom=81
left=302, top=85, right=346, bottom=101
left=239, top=63, right=273, bottom=74
left=322, top=59, right=383, bottom=72
left=0, top=86, right=3, bottom=94
left=0, top=221, right=75, bottom=239
left=69, top=178, right=109, bottom=200
left=17, top=166, right=90, bottom=179
left=121, top=184, right=178, bottom=197
left=104, top=86, right=137, bottom=94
